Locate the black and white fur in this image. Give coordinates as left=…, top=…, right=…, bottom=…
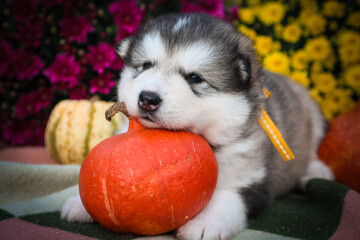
left=61, top=13, right=334, bottom=240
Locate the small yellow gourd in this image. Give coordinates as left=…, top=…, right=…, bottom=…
left=44, top=99, right=126, bottom=164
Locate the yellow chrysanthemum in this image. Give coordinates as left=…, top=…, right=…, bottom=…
left=283, top=23, right=302, bottom=43
left=258, top=2, right=286, bottom=26
left=345, top=65, right=360, bottom=92
left=347, top=11, right=360, bottom=28
left=305, top=37, right=332, bottom=62
left=310, top=88, right=323, bottom=105
left=239, top=7, right=255, bottom=24
left=319, top=99, right=336, bottom=120
left=263, top=51, right=290, bottom=76
left=255, top=36, right=273, bottom=56
left=291, top=71, right=310, bottom=87
left=329, top=21, right=338, bottom=31
left=311, top=62, right=323, bottom=74
left=300, top=0, right=318, bottom=10
left=338, top=31, right=360, bottom=47
left=238, top=25, right=257, bottom=41
left=312, top=72, right=337, bottom=93
left=303, top=13, right=327, bottom=36
left=291, top=50, right=308, bottom=70
left=323, top=54, right=336, bottom=70
left=274, top=24, right=284, bottom=38
left=299, top=9, right=314, bottom=24
left=246, top=0, right=261, bottom=6
left=323, top=0, right=345, bottom=18
left=322, top=89, right=356, bottom=119
left=272, top=41, right=282, bottom=51
left=339, top=45, right=360, bottom=64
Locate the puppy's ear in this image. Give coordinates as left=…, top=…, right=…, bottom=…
left=115, top=37, right=133, bottom=59
left=238, top=54, right=251, bottom=83
left=237, top=33, right=262, bottom=85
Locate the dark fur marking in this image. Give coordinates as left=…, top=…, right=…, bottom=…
left=240, top=179, right=272, bottom=221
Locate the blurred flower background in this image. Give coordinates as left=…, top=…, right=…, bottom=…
left=233, top=0, right=360, bottom=120
left=0, top=0, right=359, bottom=146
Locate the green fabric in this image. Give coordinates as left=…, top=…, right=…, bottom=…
left=20, top=211, right=136, bottom=240
left=0, top=161, right=80, bottom=205
left=249, top=179, right=348, bottom=240
left=0, top=161, right=352, bottom=240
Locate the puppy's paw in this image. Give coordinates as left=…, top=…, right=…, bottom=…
left=300, top=159, right=335, bottom=189
left=176, top=189, right=246, bottom=240
left=177, top=219, right=236, bottom=240
left=60, top=195, right=94, bottom=223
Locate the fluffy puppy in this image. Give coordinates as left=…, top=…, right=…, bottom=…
left=61, top=13, right=334, bottom=240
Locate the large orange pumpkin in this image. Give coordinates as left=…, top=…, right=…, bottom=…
left=79, top=118, right=218, bottom=235
left=318, top=101, right=360, bottom=192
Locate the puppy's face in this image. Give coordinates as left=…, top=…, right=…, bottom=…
left=116, top=14, right=263, bottom=143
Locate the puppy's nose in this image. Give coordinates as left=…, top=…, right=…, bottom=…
left=138, top=91, right=162, bottom=111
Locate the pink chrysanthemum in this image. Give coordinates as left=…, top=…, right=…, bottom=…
left=11, top=0, right=38, bottom=22
left=14, top=22, right=43, bottom=47
left=111, top=57, right=124, bottom=70
left=59, top=16, right=94, bottom=43
left=228, top=6, right=240, bottom=21
left=7, top=50, right=44, bottom=81
left=44, top=54, right=81, bottom=87
left=109, top=0, right=144, bottom=39
left=1, top=119, right=33, bottom=145
left=89, top=71, right=116, bottom=94
left=0, top=41, right=13, bottom=75
left=87, top=43, right=116, bottom=74
left=40, top=0, right=61, bottom=7
left=69, top=85, right=89, bottom=100
left=114, top=27, right=134, bottom=41
left=1, top=118, right=46, bottom=145
left=15, top=88, right=53, bottom=118
left=181, top=0, right=225, bottom=19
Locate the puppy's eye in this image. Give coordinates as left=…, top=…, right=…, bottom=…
left=142, top=62, right=152, bottom=70
left=186, top=73, right=203, bottom=84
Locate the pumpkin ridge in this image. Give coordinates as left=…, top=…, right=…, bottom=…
left=84, top=102, right=95, bottom=158
left=49, top=117, right=62, bottom=164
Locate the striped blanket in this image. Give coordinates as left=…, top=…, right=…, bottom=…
left=0, top=161, right=359, bottom=240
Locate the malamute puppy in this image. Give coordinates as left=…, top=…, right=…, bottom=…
left=61, top=13, right=334, bottom=240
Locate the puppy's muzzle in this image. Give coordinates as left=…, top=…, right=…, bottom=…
left=138, top=91, right=162, bottom=112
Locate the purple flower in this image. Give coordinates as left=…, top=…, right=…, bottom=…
left=87, top=43, right=116, bottom=74
left=1, top=118, right=46, bottom=145
left=0, top=41, right=13, bottom=75
left=40, top=0, right=61, bottom=7
left=15, top=93, right=37, bottom=118
left=69, top=85, right=89, bottom=100
left=228, top=6, right=240, bottom=21
left=6, top=50, right=44, bottom=81
left=11, top=0, right=38, bottom=22
left=15, top=88, right=53, bottom=118
left=114, top=27, right=134, bottom=42
left=89, top=71, right=116, bottom=94
left=109, top=0, right=144, bottom=39
left=1, top=119, right=33, bottom=145
left=59, top=16, right=94, bottom=43
left=111, top=57, right=124, bottom=70
left=181, top=0, right=225, bottom=19
left=44, top=54, right=81, bottom=87
left=14, top=22, right=43, bottom=47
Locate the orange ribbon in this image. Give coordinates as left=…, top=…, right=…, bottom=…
left=259, top=89, right=295, bottom=161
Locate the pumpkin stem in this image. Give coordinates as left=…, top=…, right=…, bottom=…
left=105, top=102, right=131, bottom=122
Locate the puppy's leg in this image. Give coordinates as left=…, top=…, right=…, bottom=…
left=299, top=158, right=334, bottom=189
left=61, top=194, right=94, bottom=223
left=176, top=189, right=247, bottom=240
